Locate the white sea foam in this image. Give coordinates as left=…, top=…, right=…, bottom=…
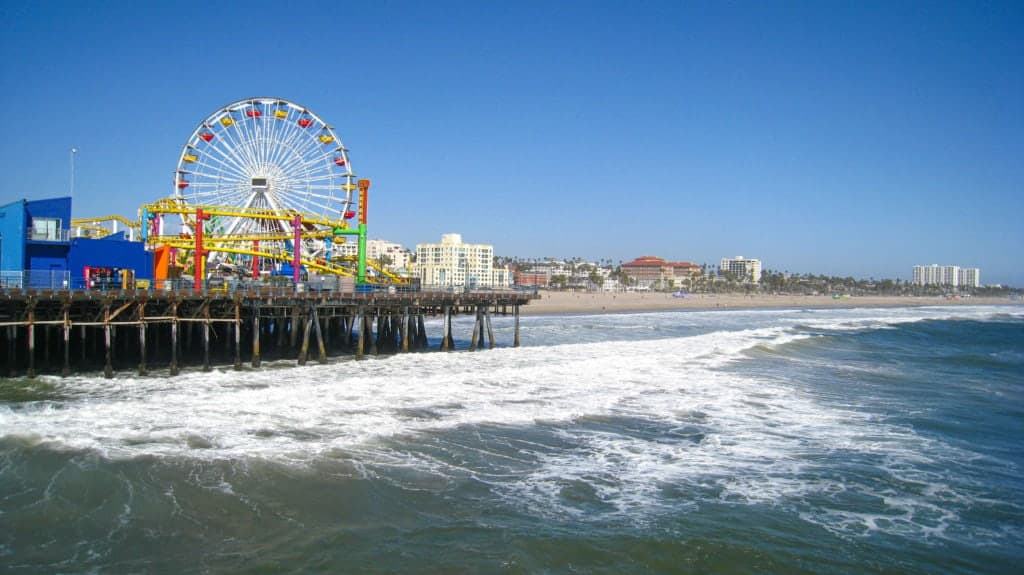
left=2, top=305, right=1019, bottom=542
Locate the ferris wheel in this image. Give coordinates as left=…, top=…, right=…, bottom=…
left=172, top=97, right=356, bottom=266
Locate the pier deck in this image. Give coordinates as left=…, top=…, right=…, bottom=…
left=1, top=287, right=535, bottom=378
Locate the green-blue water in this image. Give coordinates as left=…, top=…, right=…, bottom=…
left=2, top=305, right=1021, bottom=573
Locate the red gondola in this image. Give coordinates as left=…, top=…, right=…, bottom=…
left=333, top=157, right=346, bottom=166
left=344, top=210, right=356, bottom=219
left=246, top=108, right=262, bottom=118
left=298, top=117, right=313, bottom=128
left=177, top=180, right=189, bottom=189
left=200, top=132, right=214, bottom=142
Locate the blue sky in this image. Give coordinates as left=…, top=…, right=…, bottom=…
left=1, top=0, right=1021, bottom=284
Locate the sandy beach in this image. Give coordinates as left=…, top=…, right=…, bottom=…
left=520, top=291, right=1019, bottom=315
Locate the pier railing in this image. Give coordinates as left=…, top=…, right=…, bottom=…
left=0, top=270, right=72, bottom=290
left=0, top=273, right=539, bottom=299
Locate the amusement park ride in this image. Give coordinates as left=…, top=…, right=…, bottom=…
left=71, top=97, right=406, bottom=288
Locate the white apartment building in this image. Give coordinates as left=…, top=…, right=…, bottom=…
left=913, top=264, right=940, bottom=286
left=329, top=238, right=411, bottom=271
left=366, top=239, right=411, bottom=270
left=959, top=267, right=980, bottom=288
left=912, top=264, right=981, bottom=287
left=720, top=256, right=762, bottom=283
left=415, top=233, right=511, bottom=289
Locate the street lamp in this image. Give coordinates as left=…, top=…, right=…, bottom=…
left=69, top=147, right=77, bottom=199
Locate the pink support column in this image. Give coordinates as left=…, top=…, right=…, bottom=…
left=194, top=208, right=210, bottom=291
left=253, top=240, right=260, bottom=279
left=293, top=214, right=302, bottom=284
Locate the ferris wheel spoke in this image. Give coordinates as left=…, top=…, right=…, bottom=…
left=269, top=117, right=309, bottom=167
left=185, top=168, right=245, bottom=183
left=249, top=110, right=275, bottom=170
left=277, top=190, right=336, bottom=216
left=298, top=171, right=341, bottom=182
left=202, top=133, right=256, bottom=179
left=188, top=157, right=250, bottom=182
left=211, top=188, right=252, bottom=207
left=234, top=124, right=263, bottom=173
left=188, top=186, right=248, bottom=203
left=235, top=112, right=265, bottom=169
left=278, top=147, right=336, bottom=176
left=219, top=192, right=262, bottom=237
left=272, top=133, right=314, bottom=173
left=219, top=119, right=260, bottom=173
left=275, top=141, right=332, bottom=173
left=264, top=108, right=297, bottom=168
left=274, top=119, right=337, bottom=173
left=230, top=113, right=258, bottom=168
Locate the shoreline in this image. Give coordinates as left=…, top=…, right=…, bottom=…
left=519, top=291, right=1020, bottom=316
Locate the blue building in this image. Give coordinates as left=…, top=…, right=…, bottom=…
left=0, top=196, right=151, bottom=289
left=0, top=196, right=72, bottom=287
left=69, top=232, right=153, bottom=288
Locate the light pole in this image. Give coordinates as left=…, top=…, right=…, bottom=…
left=69, top=147, right=77, bottom=199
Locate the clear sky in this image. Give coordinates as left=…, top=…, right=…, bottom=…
left=1, top=1, right=1021, bottom=284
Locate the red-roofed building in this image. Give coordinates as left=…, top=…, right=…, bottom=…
left=621, top=256, right=701, bottom=289
left=514, top=269, right=549, bottom=287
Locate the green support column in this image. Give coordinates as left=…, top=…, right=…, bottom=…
left=357, top=223, right=367, bottom=285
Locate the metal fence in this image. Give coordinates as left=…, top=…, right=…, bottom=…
left=0, top=270, right=72, bottom=289
left=26, top=229, right=72, bottom=242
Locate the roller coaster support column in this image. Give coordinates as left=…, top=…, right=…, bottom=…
left=357, top=179, right=371, bottom=284
left=292, top=215, right=302, bottom=285
left=194, top=208, right=210, bottom=291
left=140, top=208, right=149, bottom=243
left=252, top=240, right=260, bottom=279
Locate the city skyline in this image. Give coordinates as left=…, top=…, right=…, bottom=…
left=1, top=1, right=1021, bottom=284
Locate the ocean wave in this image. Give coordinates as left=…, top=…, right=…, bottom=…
left=2, top=305, right=1020, bottom=549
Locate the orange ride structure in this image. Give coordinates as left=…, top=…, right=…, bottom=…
left=138, top=97, right=403, bottom=288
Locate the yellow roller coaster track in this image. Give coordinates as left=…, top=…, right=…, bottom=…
left=155, top=238, right=405, bottom=283
left=70, top=215, right=142, bottom=238
left=148, top=231, right=343, bottom=244
left=140, top=199, right=351, bottom=230
left=78, top=199, right=408, bottom=284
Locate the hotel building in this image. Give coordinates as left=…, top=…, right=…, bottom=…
left=719, top=256, right=762, bottom=283
left=912, top=264, right=980, bottom=288
left=414, top=233, right=511, bottom=289
left=622, top=256, right=702, bottom=289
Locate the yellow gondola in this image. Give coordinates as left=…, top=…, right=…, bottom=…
left=183, top=153, right=198, bottom=163
left=318, top=134, right=335, bottom=144
left=274, top=108, right=288, bottom=119
left=220, top=116, right=234, bottom=127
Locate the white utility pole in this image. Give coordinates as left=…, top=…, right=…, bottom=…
left=69, top=147, right=77, bottom=199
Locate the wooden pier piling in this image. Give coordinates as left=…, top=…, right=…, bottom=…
left=0, top=288, right=533, bottom=377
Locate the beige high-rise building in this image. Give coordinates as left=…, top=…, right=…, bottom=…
left=720, top=256, right=762, bottom=283
left=414, top=233, right=511, bottom=288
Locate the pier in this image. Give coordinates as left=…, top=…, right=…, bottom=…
left=0, top=287, right=533, bottom=378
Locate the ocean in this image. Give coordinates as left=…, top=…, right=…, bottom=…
left=1, top=305, right=1021, bottom=574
